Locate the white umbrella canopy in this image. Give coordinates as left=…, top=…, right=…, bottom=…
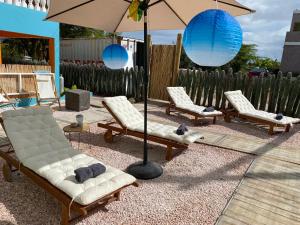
left=46, top=0, right=254, bottom=32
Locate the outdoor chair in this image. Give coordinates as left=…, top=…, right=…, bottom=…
left=34, top=73, right=61, bottom=109
left=0, top=87, right=17, bottom=111
left=224, top=90, right=300, bottom=135
left=97, top=96, right=203, bottom=161
left=0, top=107, right=138, bottom=225
left=166, top=87, right=223, bottom=124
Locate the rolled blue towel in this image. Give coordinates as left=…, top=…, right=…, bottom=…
left=74, top=167, right=93, bottom=183
left=74, top=163, right=106, bottom=183
left=176, top=123, right=188, bottom=135
left=203, top=106, right=215, bottom=112
left=89, top=163, right=106, bottom=177
left=275, top=113, right=284, bottom=120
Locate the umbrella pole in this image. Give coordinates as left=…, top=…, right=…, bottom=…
left=126, top=3, right=163, bottom=180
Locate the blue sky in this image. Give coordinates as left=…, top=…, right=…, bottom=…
left=123, top=0, right=300, bottom=60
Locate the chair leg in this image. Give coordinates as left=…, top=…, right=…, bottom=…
left=213, top=116, right=217, bottom=124
left=104, top=130, right=113, bottom=143
left=2, top=162, right=12, bottom=182
left=61, top=204, right=70, bottom=225
left=224, top=114, right=231, bottom=123
left=166, top=146, right=173, bottom=161
left=166, top=105, right=171, bottom=115
left=114, top=191, right=121, bottom=201
left=285, top=124, right=291, bottom=132
left=269, top=125, right=274, bottom=135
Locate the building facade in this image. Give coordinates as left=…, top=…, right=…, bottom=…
left=281, top=10, right=300, bottom=73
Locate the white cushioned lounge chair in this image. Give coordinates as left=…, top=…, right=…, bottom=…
left=166, top=87, right=223, bottom=124
left=224, top=90, right=300, bottom=135
left=98, top=96, right=203, bottom=161
left=0, top=107, right=137, bottom=225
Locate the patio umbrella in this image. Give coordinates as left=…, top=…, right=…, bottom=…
left=46, top=0, right=254, bottom=180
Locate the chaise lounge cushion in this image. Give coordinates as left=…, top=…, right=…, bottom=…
left=2, top=107, right=136, bottom=206
left=225, top=90, right=300, bottom=125
left=132, top=121, right=202, bottom=144
left=224, top=90, right=256, bottom=114
left=243, top=110, right=300, bottom=125
left=167, top=87, right=223, bottom=116
left=103, top=96, right=203, bottom=144
left=104, top=96, right=144, bottom=129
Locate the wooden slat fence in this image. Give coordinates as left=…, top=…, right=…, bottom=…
left=60, top=63, right=144, bottom=101
left=0, top=64, right=51, bottom=73
left=176, top=69, right=300, bottom=117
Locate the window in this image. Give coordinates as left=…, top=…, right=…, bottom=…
left=294, top=22, right=300, bottom=31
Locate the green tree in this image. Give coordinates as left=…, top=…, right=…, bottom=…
left=223, top=44, right=257, bottom=72
left=252, top=57, right=280, bottom=73
left=180, top=44, right=258, bottom=72
left=60, top=24, right=113, bottom=39
left=3, top=39, right=48, bottom=63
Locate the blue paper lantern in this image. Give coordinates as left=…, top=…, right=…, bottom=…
left=183, top=9, right=243, bottom=67
left=102, top=44, right=129, bottom=69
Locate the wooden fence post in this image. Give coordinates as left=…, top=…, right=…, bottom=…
left=171, top=33, right=182, bottom=86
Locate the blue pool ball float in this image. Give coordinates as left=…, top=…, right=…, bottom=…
left=102, top=44, right=129, bottom=69
left=183, top=9, right=243, bottom=67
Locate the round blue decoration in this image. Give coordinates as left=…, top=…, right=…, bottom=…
left=183, top=9, right=243, bottom=67
left=102, top=44, right=129, bottom=69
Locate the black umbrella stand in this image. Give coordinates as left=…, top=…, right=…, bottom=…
left=126, top=0, right=163, bottom=180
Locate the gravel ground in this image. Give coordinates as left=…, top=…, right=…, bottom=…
left=0, top=123, right=254, bottom=225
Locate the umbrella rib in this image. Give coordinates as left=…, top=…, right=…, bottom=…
left=45, top=0, right=96, bottom=20
left=163, top=0, right=187, bottom=26
left=213, top=0, right=255, bottom=13
left=114, top=2, right=131, bottom=33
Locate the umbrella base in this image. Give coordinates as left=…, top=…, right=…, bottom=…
left=126, top=161, right=163, bottom=180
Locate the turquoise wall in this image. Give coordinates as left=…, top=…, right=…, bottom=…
left=0, top=3, right=60, bottom=106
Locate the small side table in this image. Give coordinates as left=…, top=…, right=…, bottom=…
left=63, top=123, right=91, bottom=150
left=65, top=89, right=90, bottom=112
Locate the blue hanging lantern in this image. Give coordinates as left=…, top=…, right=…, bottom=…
left=102, top=44, right=129, bottom=69
left=183, top=9, right=243, bottom=67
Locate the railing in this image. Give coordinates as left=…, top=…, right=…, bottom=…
left=0, top=0, right=51, bottom=12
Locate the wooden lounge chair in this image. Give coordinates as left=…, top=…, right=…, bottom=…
left=0, top=87, right=17, bottom=111
left=0, top=107, right=138, bottom=225
left=34, top=73, right=61, bottom=109
left=224, top=90, right=300, bottom=135
left=166, top=87, right=223, bottom=124
left=98, top=96, right=203, bottom=161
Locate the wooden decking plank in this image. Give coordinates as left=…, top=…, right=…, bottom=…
left=225, top=199, right=299, bottom=225
left=247, top=168, right=300, bottom=189
left=255, top=157, right=300, bottom=171
left=216, top=215, right=249, bottom=225
left=248, top=164, right=300, bottom=181
left=246, top=159, right=300, bottom=189
left=235, top=191, right=300, bottom=221
left=242, top=178, right=300, bottom=203
left=212, top=135, right=300, bottom=164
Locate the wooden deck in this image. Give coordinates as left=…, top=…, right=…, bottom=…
left=216, top=156, right=300, bottom=225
